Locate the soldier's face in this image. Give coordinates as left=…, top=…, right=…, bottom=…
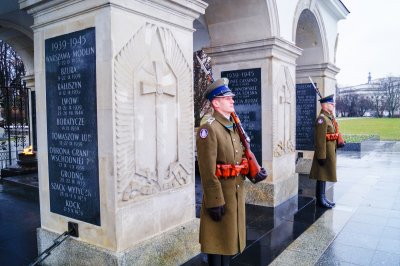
left=322, top=102, right=335, bottom=113
left=213, top=96, right=235, bottom=116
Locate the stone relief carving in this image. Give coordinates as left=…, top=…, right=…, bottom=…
left=273, top=66, right=295, bottom=157
left=114, top=23, right=193, bottom=202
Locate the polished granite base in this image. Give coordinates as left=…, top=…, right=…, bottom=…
left=0, top=173, right=39, bottom=200
left=1, top=164, right=38, bottom=177
left=184, top=175, right=326, bottom=265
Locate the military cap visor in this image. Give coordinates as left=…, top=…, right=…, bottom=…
left=319, top=94, right=335, bottom=103
left=207, top=85, right=235, bottom=100
left=204, top=78, right=235, bottom=101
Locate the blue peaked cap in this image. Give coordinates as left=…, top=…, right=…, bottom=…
left=319, top=94, right=334, bottom=103
left=204, top=78, right=235, bottom=101
left=206, top=85, right=232, bottom=101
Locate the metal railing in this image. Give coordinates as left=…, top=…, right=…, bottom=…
left=0, top=83, right=31, bottom=170
left=29, top=222, right=79, bottom=266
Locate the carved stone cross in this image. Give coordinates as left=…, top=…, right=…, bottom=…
left=280, top=85, right=292, bottom=149
left=141, top=61, right=176, bottom=185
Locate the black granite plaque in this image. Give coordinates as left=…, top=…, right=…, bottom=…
left=296, top=83, right=317, bottom=151
left=221, top=68, right=262, bottom=163
left=45, top=28, right=100, bottom=225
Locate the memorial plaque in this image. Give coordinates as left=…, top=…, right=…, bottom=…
left=296, top=83, right=316, bottom=151
left=221, top=68, right=262, bottom=163
left=45, top=28, right=100, bottom=225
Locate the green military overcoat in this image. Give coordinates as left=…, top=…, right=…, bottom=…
left=196, top=111, right=246, bottom=255
left=309, top=110, right=337, bottom=182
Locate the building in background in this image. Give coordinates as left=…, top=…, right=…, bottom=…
left=337, top=74, right=400, bottom=117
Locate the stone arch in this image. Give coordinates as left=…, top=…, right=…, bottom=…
left=0, top=20, right=34, bottom=77
left=293, top=2, right=327, bottom=64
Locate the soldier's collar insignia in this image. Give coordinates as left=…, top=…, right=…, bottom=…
left=317, top=118, right=324, bottom=124
left=225, top=124, right=234, bottom=129
left=207, top=117, right=215, bottom=125
left=199, top=128, right=208, bottom=138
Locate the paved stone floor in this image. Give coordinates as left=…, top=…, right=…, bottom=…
left=271, top=141, right=400, bottom=266
left=0, top=174, right=40, bottom=266
left=0, top=141, right=399, bottom=266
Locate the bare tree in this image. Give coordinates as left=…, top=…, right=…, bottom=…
left=381, top=77, right=400, bottom=117
left=348, top=94, right=360, bottom=117
left=357, top=97, right=374, bottom=116
left=0, top=40, right=25, bottom=87
left=193, top=50, right=212, bottom=127
left=371, top=93, right=385, bottom=118
left=336, top=93, right=358, bottom=117
left=337, top=92, right=374, bottom=117
left=0, top=40, right=27, bottom=123
left=335, top=95, right=349, bottom=117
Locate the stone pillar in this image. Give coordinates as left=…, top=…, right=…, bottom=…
left=296, top=63, right=340, bottom=109
left=206, top=37, right=302, bottom=207
left=22, top=74, right=37, bottom=151
left=21, top=0, right=206, bottom=264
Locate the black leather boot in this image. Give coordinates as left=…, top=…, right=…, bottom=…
left=221, top=255, right=232, bottom=266
left=207, top=254, right=221, bottom=266
left=316, top=181, right=332, bottom=208
left=321, top=181, right=335, bottom=207
left=207, top=254, right=232, bottom=266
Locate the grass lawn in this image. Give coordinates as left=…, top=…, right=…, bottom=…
left=337, top=117, right=400, bottom=141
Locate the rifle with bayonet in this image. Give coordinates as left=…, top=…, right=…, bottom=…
left=230, top=112, right=267, bottom=183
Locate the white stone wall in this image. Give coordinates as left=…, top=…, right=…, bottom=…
left=27, top=0, right=206, bottom=254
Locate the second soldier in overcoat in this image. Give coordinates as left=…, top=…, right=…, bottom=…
left=309, top=94, right=343, bottom=208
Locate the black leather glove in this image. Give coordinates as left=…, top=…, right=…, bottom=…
left=337, top=142, right=346, bottom=148
left=318, top=159, right=326, bottom=166
left=207, top=205, right=225, bottom=221
left=249, top=167, right=268, bottom=184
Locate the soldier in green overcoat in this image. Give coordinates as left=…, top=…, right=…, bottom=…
left=196, top=78, right=266, bottom=265
left=309, top=94, right=344, bottom=208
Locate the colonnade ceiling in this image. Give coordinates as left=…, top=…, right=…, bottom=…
left=200, top=0, right=273, bottom=48
left=0, top=0, right=34, bottom=77
left=193, top=16, right=210, bottom=51
left=295, top=9, right=324, bottom=66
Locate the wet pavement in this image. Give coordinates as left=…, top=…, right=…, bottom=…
left=0, top=174, right=40, bottom=266
left=271, top=141, right=400, bottom=266
left=1, top=141, right=399, bottom=266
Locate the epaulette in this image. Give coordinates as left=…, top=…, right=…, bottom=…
left=207, top=117, right=215, bottom=125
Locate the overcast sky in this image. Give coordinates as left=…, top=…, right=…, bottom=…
left=336, top=0, right=400, bottom=86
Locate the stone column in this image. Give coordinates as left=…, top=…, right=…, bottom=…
left=22, top=74, right=37, bottom=151
left=206, top=37, right=302, bottom=207
left=21, top=0, right=206, bottom=264
left=296, top=62, right=340, bottom=108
